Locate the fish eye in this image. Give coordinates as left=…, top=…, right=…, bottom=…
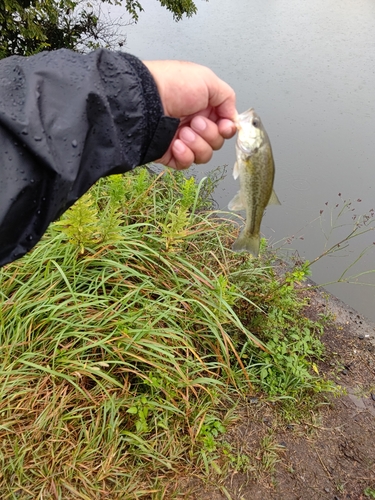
left=252, top=118, right=259, bottom=127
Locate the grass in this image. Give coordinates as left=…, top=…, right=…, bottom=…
left=0, top=167, right=331, bottom=498
left=365, top=487, right=375, bottom=499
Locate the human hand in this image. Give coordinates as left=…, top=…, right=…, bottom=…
left=143, top=60, right=237, bottom=170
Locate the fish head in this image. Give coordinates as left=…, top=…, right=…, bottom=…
left=236, top=108, right=265, bottom=155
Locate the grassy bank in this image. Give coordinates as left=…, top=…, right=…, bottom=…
left=0, top=168, right=331, bottom=498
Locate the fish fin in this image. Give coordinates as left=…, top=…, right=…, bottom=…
left=268, top=189, right=281, bottom=206
left=233, top=161, right=239, bottom=180
left=228, top=191, right=245, bottom=211
left=232, top=231, right=260, bottom=257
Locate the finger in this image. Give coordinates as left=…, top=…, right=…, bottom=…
left=190, top=116, right=224, bottom=151
left=218, top=118, right=237, bottom=139
left=205, top=73, right=237, bottom=120
left=179, top=107, right=212, bottom=127
left=156, top=140, right=195, bottom=170
left=170, top=139, right=195, bottom=170
left=178, top=126, right=213, bottom=164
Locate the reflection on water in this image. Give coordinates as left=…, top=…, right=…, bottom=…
left=111, top=0, right=375, bottom=321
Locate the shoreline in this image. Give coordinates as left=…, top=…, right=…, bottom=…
left=304, top=276, right=375, bottom=349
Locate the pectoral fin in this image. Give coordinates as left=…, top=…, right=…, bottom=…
left=233, top=161, right=239, bottom=180
left=228, top=191, right=245, bottom=211
left=267, top=189, right=281, bottom=206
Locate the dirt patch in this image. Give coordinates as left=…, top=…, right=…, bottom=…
left=183, top=283, right=375, bottom=500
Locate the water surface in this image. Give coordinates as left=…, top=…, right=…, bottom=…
left=111, top=0, right=375, bottom=321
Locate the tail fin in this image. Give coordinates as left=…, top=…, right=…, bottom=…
left=232, top=231, right=260, bottom=257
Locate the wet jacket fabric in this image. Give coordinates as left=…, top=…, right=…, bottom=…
left=0, top=49, right=179, bottom=267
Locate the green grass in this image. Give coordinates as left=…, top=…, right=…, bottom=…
left=0, top=168, right=330, bottom=498
left=365, top=487, right=375, bottom=499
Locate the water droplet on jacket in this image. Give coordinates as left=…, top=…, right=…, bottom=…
left=27, top=235, right=33, bottom=241
left=34, top=136, right=42, bottom=141
left=72, top=139, right=78, bottom=148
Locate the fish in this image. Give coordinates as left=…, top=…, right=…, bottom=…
left=228, top=108, right=281, bottom=256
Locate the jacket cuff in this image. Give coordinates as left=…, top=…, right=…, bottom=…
left=118, top=53, right=180, bottom=164
left=142, top=115, right=180, bottom=164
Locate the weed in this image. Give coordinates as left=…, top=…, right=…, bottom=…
left=221, top=442, right=252, bottom=473
left=282, top=196, right=375, bottom=288
left=364, top=487, right=375, bottom=498
left=0, top=167, right=331, bottom=498
left=257, top=433, right=284, bottom=473
left=312, top=196, right=375, bottom=269
left=230, top=259, right=330, bottom=397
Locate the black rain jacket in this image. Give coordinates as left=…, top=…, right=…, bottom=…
left=0, top=49, right=179, bottom=267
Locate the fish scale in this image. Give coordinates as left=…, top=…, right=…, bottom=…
left=228, top=108, right=281, bottom=256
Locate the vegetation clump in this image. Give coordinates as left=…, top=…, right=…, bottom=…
left=0, top=0, right=199, bottom=58
left=0, top=168, right=331, bottom=498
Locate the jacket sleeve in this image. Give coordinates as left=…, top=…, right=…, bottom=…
left=0, top=49, right=179, bottom=267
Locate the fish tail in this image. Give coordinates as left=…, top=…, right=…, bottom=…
left=232, top=231, right=260, bottom=257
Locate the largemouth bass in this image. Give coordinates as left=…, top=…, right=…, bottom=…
left=228, top=108, right=280, bottom=256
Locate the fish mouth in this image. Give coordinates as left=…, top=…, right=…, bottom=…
left=236, top=108, right=262, bottom=154
left=236, top=108, right=255, bottom=126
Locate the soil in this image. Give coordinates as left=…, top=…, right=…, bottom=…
left=183, top=282, right=375, bottom=500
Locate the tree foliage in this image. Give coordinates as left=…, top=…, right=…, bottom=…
left=0, top=0, right=199, bottom=58
left=125, top=0, right=197, bottom=21
left=0, top=0, right=101, bottom=57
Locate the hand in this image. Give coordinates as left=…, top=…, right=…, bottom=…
left=143, top=60, right=237, bottom=170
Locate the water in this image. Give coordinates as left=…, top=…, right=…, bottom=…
left=110, top=0, right=375, bottom=321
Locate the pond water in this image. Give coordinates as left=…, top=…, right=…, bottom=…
left=110, top=0, right=375, bottom=321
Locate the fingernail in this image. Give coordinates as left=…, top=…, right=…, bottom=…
left=180, top=127, right=196, bottom=143
left=224, top=124, right=235, bottom=135
left=173, top=139, right=186, bottom=154
left=192, top=116, right=207, bottom=132
left=222, top=121, right=237, bottom=137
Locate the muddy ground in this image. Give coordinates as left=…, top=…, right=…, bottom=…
left=183, top=282, right=375, bottom=500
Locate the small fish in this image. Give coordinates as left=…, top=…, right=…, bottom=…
left=228, top=108, right=280, bottom=256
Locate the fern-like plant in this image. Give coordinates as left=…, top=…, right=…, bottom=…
left=54, top=192, right=100, bottom=253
